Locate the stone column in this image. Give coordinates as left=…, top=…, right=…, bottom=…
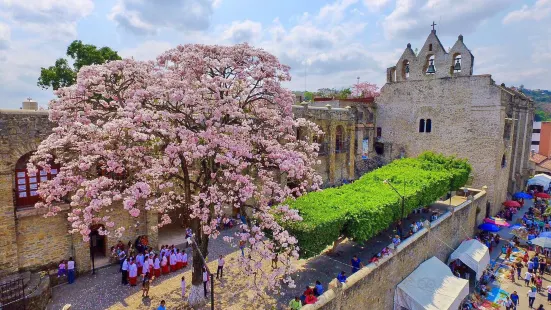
left=328, top=123, right=336, bottom=184
left=0, top=172, right=19, bottom=275
left=348, top=124, right=356, bottom=179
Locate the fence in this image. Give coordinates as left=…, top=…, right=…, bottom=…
left=0, top=278, right=25, bottom=310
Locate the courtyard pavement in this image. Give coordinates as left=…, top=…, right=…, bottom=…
left=47, top=199, right=456, bottom=309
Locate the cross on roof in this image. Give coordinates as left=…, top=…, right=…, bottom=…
left=431, top=21, right=437, bottom=31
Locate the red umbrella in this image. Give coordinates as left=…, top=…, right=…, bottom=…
left=535, top=192, right=551, bottom=199
left=503, top=200, right=521, bottom=207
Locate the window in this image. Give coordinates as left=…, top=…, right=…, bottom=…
left=429, top=44, right=433, bottom=51
left=419, top=119, right=425, bottom=132
left=453, top=54, right=462, bottom=73
left=532, top=141, right=540, bottom=145
left=426, top=119, right=432, bottom=133
left=335, top=126, right=345, bottom=153
left=425, top=55, right=436, bottom=75
left=403, top=60, right=410, bottom=79
left=14, top=152, right=60, bottom=208
left=501, top=154, right=507, bottom=168
left=533, top=129, right=541, bottom=133
left=376, top=127, right=382, bottom=138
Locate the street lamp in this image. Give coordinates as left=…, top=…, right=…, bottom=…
left=384, top=179, right=405, bottom=238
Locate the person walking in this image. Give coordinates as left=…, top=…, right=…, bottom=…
left=351, top=255, right=364, bottom=274
left=203, top=267, right=210, bottom=298
left=67, top=257, right=76, bottom=284
left=216, top=255, right=225, bottom=279
left=504, top=296, right=513, bottom=310
left=526, top=270, right=533, bottom=286
left=121, top=257, right=129, bottom=285
left=511, top=291, right=519, bottom=309
left=157, top=300, right=166, bottom=310
left=142, top=272, right=151, bottom=298
left=517, top=261, right=524, bottom=280
left=528, top=289, right=537, bottom=308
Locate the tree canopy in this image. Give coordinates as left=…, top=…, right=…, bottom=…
left=282, top=152, right=471, bottom=257
left=37, top=40, right=121, bottom=90
left=30, top=43, right=321, bottom=304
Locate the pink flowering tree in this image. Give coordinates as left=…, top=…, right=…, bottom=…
left=29, top=44, right=322, bottom=305
left=350, top=81, right=380, bottom=98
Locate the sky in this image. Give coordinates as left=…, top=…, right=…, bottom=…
left=0, top=0, right=549, bottom=109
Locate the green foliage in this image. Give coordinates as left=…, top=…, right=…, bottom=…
left=535, top=109, right=551, bottom=122
left=337, top=88, right=351, bottom=99
left=303, top=91, right=314, bottom=101
left=38, top=40, right=122, bottom=90
left=283, top=152, right=471, bottom=257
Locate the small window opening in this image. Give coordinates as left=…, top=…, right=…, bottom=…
left=453, top=54, right=462, bottom=73
left=429, top=44, right=433, bottom=51
left=426, top=119, right=432, bottom=133
left=419, top=119, right=425, bottom=133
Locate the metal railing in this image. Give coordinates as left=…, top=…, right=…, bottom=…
left=0, top=278, right=25, bottom=310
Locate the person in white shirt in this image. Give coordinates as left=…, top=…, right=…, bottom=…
left=67, top=257, right=76, bottom=284
left=527, top=289, right=537, bottom=308
left=161, top=255, right=169, bottom=274
left=136, top=253, right=144, bottom=269
left=121, top=258, right=129, bottom=285
left=176, top=249, right=183, bottom=270
left=147, top=255, right=154, bottom=275
left=128, top=259, right=138, bottom=286
left=216, top=255, right=225, bottom=279
left=182, top=251, right=188, bottom=268
left=203, top=267, right=209, bottom=298
left=181, top=276, right=186, bottom=299
left=170, top=251, right=177, bottom=272
left=153, top=255, right=161, bottom=278
left=142, top=256, right=150, bottom=277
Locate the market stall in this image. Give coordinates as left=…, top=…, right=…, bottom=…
left=527, top=174, right=551, bottom=191
left=394, top=257, right=469, bottom=310
left=448, top=239, right=490, bottom=280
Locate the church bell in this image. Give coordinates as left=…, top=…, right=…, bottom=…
left=426, top=59, right=436, bottom=74
left=453, top=59, right=461, bottom=71
left=405, top=63, right=410, bottom=74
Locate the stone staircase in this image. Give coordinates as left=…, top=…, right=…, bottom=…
left=0, top=271, right=50, bottom=310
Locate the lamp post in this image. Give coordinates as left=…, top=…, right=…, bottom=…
left=187, top=235, right=214, bottom=310
left=90, top=234, right=96, bottom=275
left=384, top=179, right=405, bottom=238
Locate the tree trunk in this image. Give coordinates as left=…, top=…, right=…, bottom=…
left=187, top=218, right=210, bottom=308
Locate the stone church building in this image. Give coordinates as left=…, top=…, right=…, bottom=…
left=376, top=29, right=534, bottom=215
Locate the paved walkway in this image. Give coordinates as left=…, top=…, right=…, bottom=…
left=46, top=227, right=236, bottom=310
left=488, top=199, right=551, bottom=310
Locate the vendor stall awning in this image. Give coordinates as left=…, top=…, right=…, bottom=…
left=527, top=174, right=551, bottom=190
left=394, top=257, right=469, bottom=310
left=447, top=239, right=490, bottom=280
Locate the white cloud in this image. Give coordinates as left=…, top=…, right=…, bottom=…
left=222, top=20, right=263, bottom=44
left=119, top=41, right=175, bottom=61
left=363, top=0, right=391, bottom=12
left=0, top=0, right=94, bottom=39
left=383, top=0, right=514, bottom=40
left=109, top=0, right=216, bottom=35
left=0, top=23, right=10, bottom=50
left=503, top=0, right=551, bottom=24
left=317, top=0, right=358, bottom=24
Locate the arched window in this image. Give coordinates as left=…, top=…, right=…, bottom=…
left=426, top=119, right=432, bottom=133
left=313, top=134, right=327, bottom=155
left=425, top=55, right=436, bottom=75
left=453, top=54, right=462, bottom=73
left=14, top=152, right=60, bottom=208
left=403, top=60, right=410, bottom=79
left=419, top=119, right=425, bottom=132
left=335, top=126, right=345, bottom=153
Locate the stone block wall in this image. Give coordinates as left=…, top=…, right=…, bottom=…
left=305, top=189, right=486, bottom=310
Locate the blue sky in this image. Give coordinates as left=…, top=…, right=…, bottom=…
left=0, top=0, right=549, bottom=109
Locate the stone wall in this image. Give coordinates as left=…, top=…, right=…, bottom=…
left=377, top=74, right=511, bottom=213
left=305, top=189, right=486, bottom=310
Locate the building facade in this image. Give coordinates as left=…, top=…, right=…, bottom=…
left=376, top=30, right=534, bottom=215
left=532, top=121, right=541, bottom=153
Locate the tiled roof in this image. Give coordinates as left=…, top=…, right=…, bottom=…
left=530, top=153, right=548, bottom=164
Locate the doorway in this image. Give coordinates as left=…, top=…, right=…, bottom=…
left=89, top=224, right=106, bottom=257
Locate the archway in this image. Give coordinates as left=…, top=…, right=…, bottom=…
left=89, top=224, right=107, bottom=257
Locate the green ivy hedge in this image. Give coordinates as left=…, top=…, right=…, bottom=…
left=283, top=152, right=471, bottom=258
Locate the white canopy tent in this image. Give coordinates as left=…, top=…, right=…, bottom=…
left=394, top=257, right=469, bottom=310
left=448, top=239, right=490, bottom=280
left=527, top=174, right=551, bottom=191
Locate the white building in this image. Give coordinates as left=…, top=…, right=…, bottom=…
left=533, top=121, right=541, bottom=153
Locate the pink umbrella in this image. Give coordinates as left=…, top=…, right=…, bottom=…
left=484, top=217, right=511, bottom=227
left=503, top=200, right=521, bottom=208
